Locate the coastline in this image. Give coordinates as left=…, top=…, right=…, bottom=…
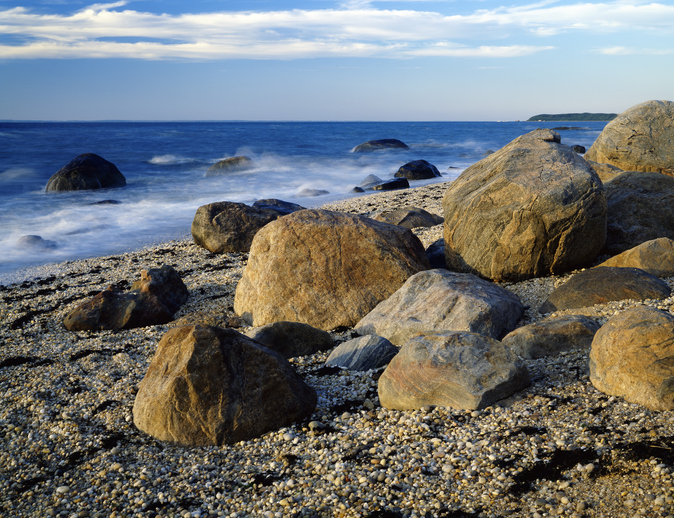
left=3, top=180, right=674, bottom=517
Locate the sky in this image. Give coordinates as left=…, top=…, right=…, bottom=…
left=0, top=0, right=672, bottom=121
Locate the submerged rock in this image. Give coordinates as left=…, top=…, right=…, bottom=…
left=352, top=139, right=409, bottom=152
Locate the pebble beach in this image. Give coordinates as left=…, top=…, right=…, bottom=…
left=3, top=181, right=674, bottom=518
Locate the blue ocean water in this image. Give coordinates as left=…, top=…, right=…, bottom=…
left=0, top=120, right=607, bottom=282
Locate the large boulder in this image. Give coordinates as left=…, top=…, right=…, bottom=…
left=590, top=307, right=674, bottom=411
left=325, top=335, right=399, bottom=372
left=206, top=156, right=254, bottom=176
left=602, top=171, right=674, bottom=255
left=598, top=238, right=674, bottom=277
left=45, top=153, right=126, bottom=192
left=502, top=315, right=601, bottom=359
left=191, top=201, right=280, bottom=253
left=234, top=209, right=430, bottom=331
left=63, top=265, right=188, bottom=331
left=372, top=206, right=443, bottom=229
left=133, top=325, right=317, bottom=446
left=539, top=266, right=671, bottom=314
left=378, top=331, right=530, bottom=411
left=394, top=160, right=442, bottom=180
left=442, top=129, right=606, bottom=282
left=355, top=269, right=523, bottom=346
left=244, top=321, right=334, bottom=359
left=584, top=100, right=674, bottom=176
left=352, top=139, right=409, bottom=152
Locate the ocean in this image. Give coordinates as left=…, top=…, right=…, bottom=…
left=0, top=120, right=607, bottom=283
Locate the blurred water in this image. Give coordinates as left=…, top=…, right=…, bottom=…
left=0, top=120, right=606, bottom=282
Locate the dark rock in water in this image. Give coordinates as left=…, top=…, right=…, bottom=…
left=89, top=199, right=120, bottom=205
left=16, top=235, right=57, bottom=251
left=358, top=174, right=384, bottom=189
left=539, top=266, right=671, bottom=314
left=63, top=264, right=188, bottom=331
left=426, top=238, right=446, bottom=269
left=326, top=335, right=398, bottom=371
left=296, top=188, right=329, bottom=197
left=572, top=145, right=586, bottom=154
left=352, top=139, right=409, bottom=153
left=133, top=325, right=317, bottom=446
left=352, top=186, right=365, bottom=193
left=394, top=160, right=442, bottom=180
left=252, top=199, right=305, bottom=216
left=244, top=321, right=334, bottom=359
left=206, top=156, right=254, bottom=176
left=372, top=178, right=409, bottom=191
left=45, top=153, right=126, bottom=192
left=192, top=201, right=280, bottom=253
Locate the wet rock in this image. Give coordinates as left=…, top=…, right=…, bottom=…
left=45, top=153, right=126, bottom=192
left=394, top=160, right=442, bottom=180
left=16, top=235, right=57, bottom=251
left=206, top=156, right=254, bottom=175
left=352, top=139, right=409, bottom=152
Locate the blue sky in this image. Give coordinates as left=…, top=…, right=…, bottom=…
left=0, top=0, right=672, bottom=120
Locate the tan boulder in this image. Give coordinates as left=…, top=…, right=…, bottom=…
left=598, top=238, right=674, bottom=277
left=442, top=129, right=606, bottom=282
left=378, top=331, right=530, bottom=411
left=133, top=325, right=317, bottom=446
left=234, top=209, right=430, bottom=330
left=590, top=307, right=674, bottom=411
left=584, top=100, right=674, bottom=176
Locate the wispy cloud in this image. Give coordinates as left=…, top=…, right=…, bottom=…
left=598, top=45, right=674, bottom=55
left=0, top=1, right=672, bottom=60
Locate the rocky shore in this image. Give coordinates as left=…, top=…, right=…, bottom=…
left=3, top=181, right=674, bottom=518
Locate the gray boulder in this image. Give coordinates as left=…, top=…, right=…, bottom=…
left=206, top=156, right=254, bottom=176
left=355, top=269, right=523, bottom=346
left=191, top=201, right=279, bottom=253
left=590, top=306, right=674, bottom=411
left=539, top=266, right=671, bottom=314
left=584, top=100, right=674, bottom=175
left=244, top=321, right=334, bottom=359
left=133, top=325, right=317, bottom=446
left=394, top=160, right=442, bottom=180
left=502, top=315, right=601, bottom=359
left=252, top=199, right=305, bottom=216
left=598, top=238, right=674, bottom=277
left=372, top=206, right=443, bottom=229
left=234, top=209, right=430, bottom=331
left=442, top=129, right=606, bottom=282
left=352, top=139, right=409, bottom=152
left=325, top=335, right=398, bottom=371
left=45, top=153, right=126, bottom=192
left=603, top=171, right=674, bottom=255
left=378, top=331, right=530, bottom=411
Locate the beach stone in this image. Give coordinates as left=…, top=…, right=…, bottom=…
left=539, top=266, right=671, bottom=314
left=426, top=238, right=446, bottom=269
left=603, top=171, right=674, bottom=255
left=133, top=325, right=317, bottom=446
left=244, top=321, right=334, bottom=359
left=372, top=178, right=409, bottom=191
left=15, top=235, right=57, bottom=251
left=234, top=209, right=430, bottom=331
left=252, top=199, right=305, bottom=216
left=352, top=139, right=409, bottom=152
left=206, top=156, right=254, bottom=175
left=357, top=174, right=385, bottom=190
left=355, top=269, right=523, bottom=346
left=590, top=306, right=674, bottom=411
left=502, top=315, right=601, bottom=359
left=586, top=160, right=626, bottom=183
left=45, top=153, right=126, bottom=192
left=63, top=264, right=188, bottom=331
left=598, top=238, right=674, bottom=277
left=191, top=201, right=279, bottom=253
left=394, top=160, right=442, bottom=180
left=442, top=129, right=606, bottom=282
left=584, top=100, right=674, bottom=175
left=372, top=206, right=443, bottom=229
left=378, top=331, right=530, bottom=411
left=325, top=335, right=398, bottom=371
left=572, top=145, right=586, bottom=154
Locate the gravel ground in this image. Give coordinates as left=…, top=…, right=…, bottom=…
left=2, top=182, right=674, bottom=518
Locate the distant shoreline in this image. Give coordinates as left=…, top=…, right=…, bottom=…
left=527, top=113, right=617, bottom=122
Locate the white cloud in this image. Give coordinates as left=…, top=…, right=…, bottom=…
left=0, top=1, right=672, bottom=60
left=598, top=45, right=673, bottom=55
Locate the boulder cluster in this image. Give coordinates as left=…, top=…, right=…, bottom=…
left=60, top=100, right=674, bottom=448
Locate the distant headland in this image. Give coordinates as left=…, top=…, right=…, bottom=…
left=527, top=112, right=617, bottom=122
